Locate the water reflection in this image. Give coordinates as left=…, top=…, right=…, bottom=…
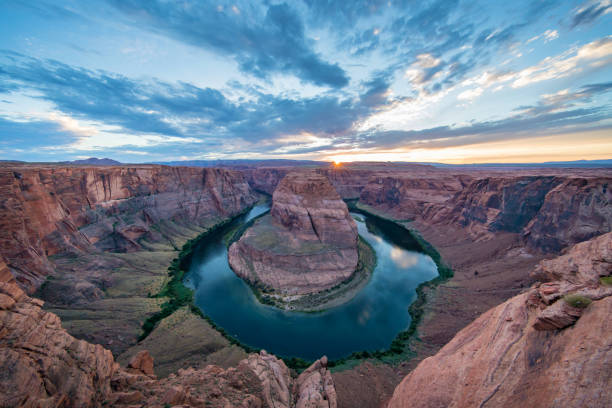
left=186, top=205, right=439, bottom=360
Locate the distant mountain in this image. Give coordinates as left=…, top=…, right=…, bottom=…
left=426, top=159, right=612, bottom=168
left=153, top=159, right=328, bottom=168
left=64, top=157, right=122, bottom=166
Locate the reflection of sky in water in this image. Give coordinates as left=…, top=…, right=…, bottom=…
left=390, top=246, right=419, bottom=268
left=186, top=206, right=439, bottom=360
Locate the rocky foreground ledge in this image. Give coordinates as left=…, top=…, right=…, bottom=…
left=387, top=232, right=612, bottom=408
left=0, top=261, right=337, bottom=408
left=229, top=172, right=360, bottom=300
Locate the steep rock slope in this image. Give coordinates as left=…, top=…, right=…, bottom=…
left=0, top=165, right=256, bottom=293
left=0, top=164, right=258, bottom=358
left=229, top=172, right=358, bottom=295
left=358, top=175, right=470, bottom=221
left=359, top=174, right=611, bottom=252
left=387, top=232, right=612, bottom=408
left=429, top=176, right=611, bottom=251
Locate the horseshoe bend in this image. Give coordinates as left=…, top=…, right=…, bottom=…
left=1, top=2, right=612, bottom=405
left=0, top=160, right=610, bottom=407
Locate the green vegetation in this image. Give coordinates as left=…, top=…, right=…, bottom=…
left=563, top=294, right=592, bottom=309
left=138, top=206, right=263, bottom=351
left=600, top=276, right=612, bottom=286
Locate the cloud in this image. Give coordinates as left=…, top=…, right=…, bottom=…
left=454, top=36, right=612, bottom=98
left=527, top=29, right=559, bottom=44
left=0, top=53, right=397, bottom=155
left=571, top=0, right=612, bottom=28
left=0, top=115, right=80, bottom=156
left=515, top=81, right=612, bottom=115
left=457, top=87, right=483, bottom=101
left=512, top=36, right=612, bottom=87
left=0, top=53, right=245, bottom=138
left=360, top=105, right=610, bottom=151
left=106, top=1, right=349, bottom=88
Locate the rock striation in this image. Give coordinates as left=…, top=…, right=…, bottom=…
left=229, top=172, right=358, bottom=295
left=359, top=174, right=612, bottom=252
left=387, top=232, right=612, bottom=408
left=0, top=165, right=256, bottom=293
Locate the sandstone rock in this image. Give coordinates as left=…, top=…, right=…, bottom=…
left=0, top=281, right=117, bottom=407
left=417, top=175, right=612, bottom=252
left=295, top=356, right=337, bottom=408
left=0, top=270, right=338, bottom=408
left=531, top=231, right=612, bottom=285
left=0, top=293, right=15, bottom=310
left=0, top=165, right=257, bottom=293
left=127, top=350, right=155, bottom=377
left=525, top=177, right=612, bottom=252
left=387, top=232, right=612, bottom=408
left=533, top=298, right=585, bottom=330
left=270, top=172, right=357, bottom=247
left=229, top=172, right=359, bottom=295
left=359, top=175, right=468, bottom=221
left=244, top=350, right=292, bottom=408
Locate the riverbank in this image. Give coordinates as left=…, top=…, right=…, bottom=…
left=324, top=203, right=453, bottom=370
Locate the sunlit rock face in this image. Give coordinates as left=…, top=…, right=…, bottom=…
left=387, top=232, right=612, bottom=408
left=229, top=172, right=359, bottom=295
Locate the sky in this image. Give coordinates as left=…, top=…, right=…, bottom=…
left=0, top=0, right=611, bottom=164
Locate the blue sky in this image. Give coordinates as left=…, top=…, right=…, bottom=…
left=0, top=0, right=611, bottom=163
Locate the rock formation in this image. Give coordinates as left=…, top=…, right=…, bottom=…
left=0, top=163, right=258, bottom=359
left=359, top=174, right=612, bottom=252
left=229, top=172, right=358, bottom=295
left=1, top=162, right=611, bottom=408
left=0, top=260, right=337, bottom=407
left=387, top=232, right=612, bottom=408
left=0, top=165, right=257, bottom=293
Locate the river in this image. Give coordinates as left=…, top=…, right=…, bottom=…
left=184, top=204, right=438, bottom=361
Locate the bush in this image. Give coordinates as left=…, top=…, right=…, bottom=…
left=600, top=276, right=612, bottom=286
left=563, top=294, right=592, bottom=309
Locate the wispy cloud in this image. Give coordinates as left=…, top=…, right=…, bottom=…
left=571, top=0, right=612, bottom=28
left=106, top=1, right=349, bottom=88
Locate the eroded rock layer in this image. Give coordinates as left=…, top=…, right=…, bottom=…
left=229, top=172, right=358, bottom=295
left=359, top=174, right=612, bottom=252
left=387, top=232, right=612, bottom=408
left=0, top=165, right=257, bottom=293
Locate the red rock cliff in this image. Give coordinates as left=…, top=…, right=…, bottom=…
left=387, top=232, right=612, bottom=408
left=0, top=165, right=257, bottom=293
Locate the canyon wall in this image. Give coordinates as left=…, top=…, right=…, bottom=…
left=387, top=232, right=612, bottom=408
left=359, top=174, right=612, bottom=252
left=0, top=165, right=257, bottom=293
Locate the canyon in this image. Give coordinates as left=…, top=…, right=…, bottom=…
left=0, top=161, right=610, bottom=407
left=228, top=172, right=359, bottom=299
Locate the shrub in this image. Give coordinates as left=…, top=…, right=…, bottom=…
left=563, top=294, right=592, bottom=309
left=600, top=276, right=612, bottom=286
